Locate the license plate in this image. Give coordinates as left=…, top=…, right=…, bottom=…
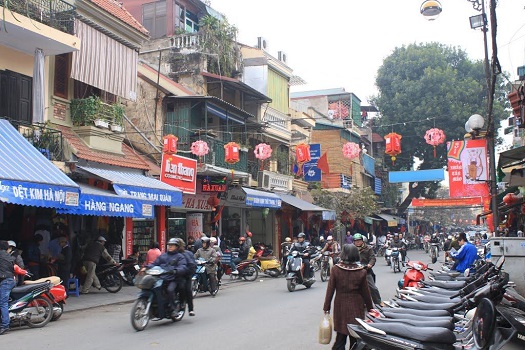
left=134, top=264, right=140, bottom=270
left=119, top=271, right=125, bottom=277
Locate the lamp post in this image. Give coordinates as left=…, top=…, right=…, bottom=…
left=422, top=0, right=499, bottom=232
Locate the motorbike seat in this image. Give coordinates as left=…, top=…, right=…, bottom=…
left=382, top=311, right=452, bottom=323
left=11, top=282, right=49, bottom=299
left=380, top=306, right=451, bottom=317
left=363, top=323, right=456, bottom=344
left=410, top=294, right=462, bottom=304
left=371, top=316, right=454, bottom=330
left=23, top=276, right=61, bottom=286
left=422, top=280, right=465, bottom=289
left=394, top=300, right=457, bottom=311
left=417, top=288, right=460, bottom=296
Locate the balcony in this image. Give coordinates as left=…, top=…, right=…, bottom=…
left=170, top=33, right=204, bottom=52
left=0, top=0, right=79, bottom=56
left=9, top=120, right=64, bottom=161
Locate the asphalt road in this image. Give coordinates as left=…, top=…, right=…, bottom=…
left=12, top=248, right=434, bottom=350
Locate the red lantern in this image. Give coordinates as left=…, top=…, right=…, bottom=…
left=163, top=135, right=178, bottom=154
left=224, top=142, right=240, bottom=164
left=424, top=128, right=446, bottom=157
left=503, top=193, right=519, bottom=206
left=207, top=196, right=220, bottom=211
left=384, top=132, right=402, bottom=164
left=295, top=143, right=311, bottom=163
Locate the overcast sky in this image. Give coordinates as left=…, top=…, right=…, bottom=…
left=210, top=0, right=525, bottom=104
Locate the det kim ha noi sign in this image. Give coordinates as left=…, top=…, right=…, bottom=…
left=161, top=154, right=197, bottom=194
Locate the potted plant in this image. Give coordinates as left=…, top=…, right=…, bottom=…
left=70, top=96, right=101, bottom=126
left=110, top=104, right=125, bottom=132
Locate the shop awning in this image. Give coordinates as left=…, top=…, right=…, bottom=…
left=375, top=213, right=401, bottom=227
left=277, top=193, right=336, bottom=220
left=77, top=166, right=182, bottom=207
left=498, top=146, right=525, bottom=169
left=0, top=119, right=79, bottom=209
left=242, top=187, right=281, bottom=208
left=58, top=184, right=154, bottom=218
left=364, top=216, right=383, bottom=224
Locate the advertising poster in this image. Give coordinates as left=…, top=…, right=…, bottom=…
left=447, top=139, right=489, bottom=198
left=160, top=154, right=197, bottom=194
left=186, top=213, right=203, bottom=240
left=303, top=144, right=321, bottom=182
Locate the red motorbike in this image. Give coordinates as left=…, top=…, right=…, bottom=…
left=399, top=260, right=432, bottom=289
left=220, top=249, right=259, bottom=282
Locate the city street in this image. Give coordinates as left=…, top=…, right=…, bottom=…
left=13, top=249, right=434, bottom=349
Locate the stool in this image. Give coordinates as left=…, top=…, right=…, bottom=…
left=67, top=278, right=80, bottom=297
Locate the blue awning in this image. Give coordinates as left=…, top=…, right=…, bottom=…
left=242, top=187, right=281, bottom=208
left=0, top=119, right=79, bottom=209
left=58, top=184, right=154, bottom=218
left=77, top=166, right=182, bottom=207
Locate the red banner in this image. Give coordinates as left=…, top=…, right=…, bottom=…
left=160, top=154, right=197, bottom=194
left=447, top=139, right=489, bottom=198
left=411, top=197, right=483, bottom=207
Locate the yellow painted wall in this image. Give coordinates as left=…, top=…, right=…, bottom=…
left=0, top=47, right=34, bottom=76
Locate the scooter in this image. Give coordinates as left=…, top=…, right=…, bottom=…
left=130, top=266, right=185, bottom=331
left=398, top=260, right=431, bottom=289
left=285, top=249, right=318, bottom=292
left=192, top=258, right=219, bottom=297
left=256, top=255, right=281, bottom=277
left=23, top=275, right=67, bottom=321
left=384, top=246, right=392, bottom=266
left=390, top=247, right=401, bottom=273
left=119, top=258, right=141, bottom=286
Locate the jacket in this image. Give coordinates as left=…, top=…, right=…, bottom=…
left=450, top=242, right=478, bottom=273
left=150, top=251, right=187, bottom=281
left=290, top=241, right=310, bottom=253
left=83, top=241, right=115, bottom=265
left=0, top=250, right=15, bottom=280
left=357, top=242, right=376, bottom=267
left=194, top=247, right=217, bottom=274
left=182, top=250, right=196, bottom=277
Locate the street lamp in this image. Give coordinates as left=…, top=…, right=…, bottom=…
left=422, top=0, right=500, bottom=233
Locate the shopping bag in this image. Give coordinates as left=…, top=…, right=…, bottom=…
left=318, top=313, right=333, bottom=344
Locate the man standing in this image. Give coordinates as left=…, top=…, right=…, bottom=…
left=450, top=232, right=478, bottom=273
left=344, top=231, right=354, bottom=245
left=0, top=241, right=16, bottom=335
left=81, top=236, right=117, bottom=294
left=353, top=234, right=384, bottom=306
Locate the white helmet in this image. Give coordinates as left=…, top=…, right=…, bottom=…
left=7, top=240, right=16, bottom=248
left=326, top=235, right=333, bottom=241
left=97, top=236, right=106, bottom=242
left=210, top=237, right=217, bottom=244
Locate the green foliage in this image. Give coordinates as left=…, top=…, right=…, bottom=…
left=199, top=14, right=240, bottom=77
left=70, top=96, right=124, bottom=126
left=372, top=43, right=508, bottom=205
left=311, top=187, right=379, bottom=220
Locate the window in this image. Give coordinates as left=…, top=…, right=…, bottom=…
left=73, top=80, right=116, bottom=104
left=173, top=2, right=199, bottom=33
left=0, top=70, right=32, bottom=123
left=143, top=1, right=166, bottom=39
left=185, top=10, right=199, bottom=33
left=54, top=54, right=69, bottom=99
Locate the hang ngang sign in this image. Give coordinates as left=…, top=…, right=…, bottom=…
left=160, top=154, right=197, bottom=194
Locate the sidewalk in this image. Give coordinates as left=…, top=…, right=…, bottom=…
left=64, top=277, right=248, bottom=313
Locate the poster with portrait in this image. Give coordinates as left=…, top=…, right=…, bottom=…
left=447, top=139, right=489, bottom=198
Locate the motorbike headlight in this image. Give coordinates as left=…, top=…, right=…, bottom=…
left=292, top=251, right=298, bottom=257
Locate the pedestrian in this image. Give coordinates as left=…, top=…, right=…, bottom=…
left=245, top=227, right=253, bottom=248
left=145, top=242, right=161, bottom=266
left=25, top=234, right=43, bottom=280
left=352, top=234, right=384, bottom=306
left=80, top=236, right=118, bottom=294
left=0, top=240, right=16, bottom=335
left=344, top=230, right=353, bottom=245
left=323, top=244, right=374, bottom=349
left=34, top=225, right=51, bottom=259
left=177, top=239, right=196, bottom=316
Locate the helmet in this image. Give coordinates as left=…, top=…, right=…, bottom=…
left=320, top=236, right=325, bottom=242
left=210, top=237, right=217, bottom=244
left=448, top=235, right=453, bottom=240
left=353, top=234, right=363, bottom=241
left=285, top=237, right=291, bottom=242
left=432, top=233, right=437, bottom=237
left=178, top=239, right=186, bottom=247
left=297, top=233, right=306, bottom=238
left=7, top=240, right=16, bottom=248
left=326, top=235, right=333, bottom=241
left=167, top=238, right=179, bottom=245
left=247, top=232, right=252, bottom=237
left=202, top=237, right=210, bottom=244
left=97, top=236, right=106, bottom=242
left=239, top=237, right=246, bottom=242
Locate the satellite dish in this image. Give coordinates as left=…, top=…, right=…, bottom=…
left=327, top=110, right=335, bottom=120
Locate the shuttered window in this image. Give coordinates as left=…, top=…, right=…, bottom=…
left=54, top=54, right=69, bottom=99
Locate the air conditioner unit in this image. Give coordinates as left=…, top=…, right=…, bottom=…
left=257, top=171, right=270, bottom=189
left=278, top=51, right=287, bottom=64
left=257, top=37, right=268, bottom=51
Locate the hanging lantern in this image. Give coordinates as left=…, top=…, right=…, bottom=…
left=342, top=142, right=360, bottom=175
left=207, top=195, right=220, bottom=211
left=254, top=143, right=273, bottom=170
left=503, top=193, right=519, bottom=206
left=224, top=142, right=240, bottom=164
left=384, top=132, right=402, bottom=165
left=163, top=135, right=178, bottom=154
left=295, top=143, right=311, bottom=176
left=191, top=140, right=209, bottom=157
left=424, top=128, right=446, bottom=157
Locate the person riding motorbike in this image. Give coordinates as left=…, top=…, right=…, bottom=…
left=389, top=233, right=407, bottom=263
left=352, top=234, right=384, bottom=306
left=289, top=233, right=314, bottom=280
left=194, top=237, right=218, bottom=296
left=209, top=237, right=223, bottom=284
left=281, top=237, right=292, bottom=271
left=320, top=235, right=340, bottom=264
left=449, top=232, right=478, bottom=273
left=145, top=238, right=187, bottom=318
left=230, top=237, right=249, bottom=275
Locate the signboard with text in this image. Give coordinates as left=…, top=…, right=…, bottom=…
left=186, top=213, right=203, bottom=240
left=447, top=139, right=489, bottom=198
left=303, top=144, right=321, bottom=182
left=160, top=154, right=197, bottom=194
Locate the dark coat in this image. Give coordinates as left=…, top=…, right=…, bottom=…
left=323, top=263, right=373, bottom=334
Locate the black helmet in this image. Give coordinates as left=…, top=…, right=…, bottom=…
left=167, top=238, right=179, bottom=246
left=297, top=233, right=306, bottom=238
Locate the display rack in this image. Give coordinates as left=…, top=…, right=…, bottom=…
left=133, top=219, right=155, bottom=254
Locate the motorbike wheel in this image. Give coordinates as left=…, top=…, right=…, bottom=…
left=431, top=249, right=437, bottom=264
left=104, top=272, right=124, bottom=293
left=191, top=279, right=199, bottom=298
left=287, top=278, right=296, bottom=292
left=313, top=261, right=321, bottom=272
left=378, top=248, right=385, bottom=257
left=268, top=268, right=281, bottom=277
left=124, top=272, right=136, bottom=286
left=25, top=296, right=53, bottom=328
left=130, top=298, right=150, bottom=331
left=242, top=264, right=258, bottom=282
left=51, top=301, right=64, bottom=321
left=171, top=301, right=185, bottom=322
left=320, top=265, right=329, bottom=282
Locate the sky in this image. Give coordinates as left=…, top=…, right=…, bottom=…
left=209, top=0, right=525, bottom=104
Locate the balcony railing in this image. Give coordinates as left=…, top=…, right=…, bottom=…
left=9, top=120, right=64, bottom=161
left=171, top=33, right=204, bottom=50
left=0, top=0, right=76, bottom=35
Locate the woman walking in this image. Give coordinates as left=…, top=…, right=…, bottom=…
left=323, top=244, right=373, bottom=350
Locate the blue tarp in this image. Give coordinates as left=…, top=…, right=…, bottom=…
left=242, top=187, right=281, bottom=208
left=77, top=166, right=182, bottom=207
left=0, top=119, right=80, bottom=209
left=362, top=153, right=375, bottom=176
left=388, top=169, right=445, bottom=183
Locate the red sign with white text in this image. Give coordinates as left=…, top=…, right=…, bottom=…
left=447, top=139, right=489, bottom=198
left=160, top=154, right=197, bottom=194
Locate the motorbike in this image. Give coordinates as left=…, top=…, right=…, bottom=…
left=119, top=258, right=140, bottom=286
left=23, top=275, right=67, bottom=321
left=384, top=246, right=392, bottom=266
left=192, top=258, right=219, bottom=297
left=310, top=246, right=323, bottom=272
left=254, top=243, right=281, bottom=277
left=390, top=247, right=401, bottom=273
left=9, top=279, right=55, bottom=329
left=320, top=251, right=337, bottom=282
left=430, top=242, right=440, bottom=264
left=130, top=266, right=185, bottom=331
left=398, top=260, right=432, bottom=289
left=285, top=249, right=318, bottom=292
left=423, top=234, right=430, bottom=253
left=377, top=244, right=387, bottom=257
left=221, top=252, right=259, bottom=282
left=96, top=263, right=124, bottom=293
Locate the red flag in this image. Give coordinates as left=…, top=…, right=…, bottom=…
left=317, top=152, right=330, bottom=174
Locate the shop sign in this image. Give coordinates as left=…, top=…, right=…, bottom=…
left=142, top=204, right=153, bottom=217
left=186, top=213, right=203, bottom=240
left=225, top=187, right=246, bottom=206
left=182, top=193, right=213, bottom=211
left=0, top=179, right=79, bottom=209
left=201, top=177, right=227, bottom=192
left=160, top=154, right=197, bottom=194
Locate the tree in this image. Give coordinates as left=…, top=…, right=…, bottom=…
left=311, top=187, right=380, bottom=220
left=371, top=43, right=508, bottom=215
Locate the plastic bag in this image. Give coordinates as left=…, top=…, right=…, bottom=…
left=318, top=313, right=333, bottom=344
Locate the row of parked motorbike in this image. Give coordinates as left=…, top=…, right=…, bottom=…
left=348, top=256, right=525, bottom=349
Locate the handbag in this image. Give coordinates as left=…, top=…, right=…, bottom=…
left=318, top=312, right=333, bottom=344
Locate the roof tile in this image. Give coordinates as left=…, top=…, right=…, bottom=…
left=89, top=0, right=149, bottom=35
